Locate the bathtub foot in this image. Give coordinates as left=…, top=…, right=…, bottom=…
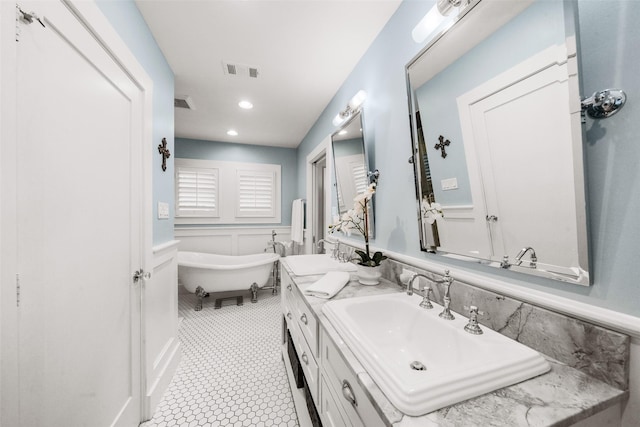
left=195, top=286, right=209, bottom=311
left=250, top=282, right=259, bottom=303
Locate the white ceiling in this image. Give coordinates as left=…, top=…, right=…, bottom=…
left=135, top=0, right=401, bottom=148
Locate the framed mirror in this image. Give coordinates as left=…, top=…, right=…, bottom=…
left=331, top=111, right=375, bottom=237
left=407, top=0, right=590, bottom=285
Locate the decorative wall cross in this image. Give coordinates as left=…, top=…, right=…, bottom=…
left=434, top=135, right=451, bottom=158
left=158, top=138, right=171, bottom=171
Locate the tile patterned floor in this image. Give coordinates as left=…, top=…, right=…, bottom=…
left=141, top=289, right=299, bottom=427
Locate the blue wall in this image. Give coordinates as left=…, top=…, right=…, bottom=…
left=96, top=0, right=175, bottom=246
left=297, top=0, right=640, bottom=317
left=416, top=0, right=566, bottom=206
left=176, top=138, right=298, bottom=226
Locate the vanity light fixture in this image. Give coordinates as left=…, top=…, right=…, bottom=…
left=332, top=90, right=367, bottom=127
left=227, top=130, right=238, bottom=136
left=581, top=88, right=627, bottom=119
left=368, top=169, right=380, bottom=185
left=238, top=100, right=253, bottom=110
left=412, top=0, right=469, bottom=44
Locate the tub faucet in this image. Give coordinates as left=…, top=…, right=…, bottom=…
left=514, top=246, right=537, bottom=268
left=436, top=270, right=455, bottom=320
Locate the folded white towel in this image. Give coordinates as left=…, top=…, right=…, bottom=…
left=304, top=271, right=351, bottom=299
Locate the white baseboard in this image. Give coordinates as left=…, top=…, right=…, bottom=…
left=145, top=339, right=182, bottom=419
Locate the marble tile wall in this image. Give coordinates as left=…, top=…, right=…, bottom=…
left=370, top=255, right=631, bottom=391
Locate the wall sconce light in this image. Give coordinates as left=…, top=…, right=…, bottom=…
left=332, top=90, right=367, bottom=127
left=367, top=169, right=380, bottom=185
left=412, top=0, right=469, bottom=44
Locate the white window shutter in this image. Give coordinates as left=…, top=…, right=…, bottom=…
left=351, top=162, right=368, bottom=194
left=236, top=170, right=276, bottom=218
left=175, top=167, right=219, bottom=217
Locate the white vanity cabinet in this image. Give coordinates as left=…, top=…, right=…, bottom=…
left=319, top=328, right=386, bottom=427
left=281, top=267, right=320, bottom=405
left=281, top=264, right=386, bottom=427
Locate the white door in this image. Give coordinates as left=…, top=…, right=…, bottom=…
left=16, top=1, right=143, bottom=426
left=459, top=43, right=583, bottom=270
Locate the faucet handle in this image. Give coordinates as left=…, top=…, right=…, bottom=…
left=419, top=287, right=433, bottom=309
left=463, top=305, right=485, bottom=335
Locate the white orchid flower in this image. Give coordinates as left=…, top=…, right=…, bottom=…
left=422, top=201, right=444, bottom=224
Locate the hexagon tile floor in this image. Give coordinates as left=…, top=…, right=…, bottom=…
left=141, top=289, right=299, bottom=427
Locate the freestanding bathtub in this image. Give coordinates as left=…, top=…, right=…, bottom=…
left=178, top=251, right=280, bottom=310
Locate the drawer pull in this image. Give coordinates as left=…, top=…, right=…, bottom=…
left=342, top=380, right=357, bottom=407
left=286, top=312, right=292, bottom=320
left=301, top=352, right=309, bottom=365
left=300, top=313, right=308, bottom=325
left=287, top=284, right=292, bottom=291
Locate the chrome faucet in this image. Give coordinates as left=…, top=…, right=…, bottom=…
left=500, top=255, right=510, bottom=269
left=514, top=246, right=537, bottom=268
left=436, top=270, right=455, bottom=320
left=406, top=273, right=420, bottom=295
left=407, top=274, right=434, bottom=309
left=316, top=238, right=329, bottom=254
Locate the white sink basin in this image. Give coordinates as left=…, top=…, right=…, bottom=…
left=284, top=254, right=357, bottom=276
left=322, top=292, right=550, bottom=416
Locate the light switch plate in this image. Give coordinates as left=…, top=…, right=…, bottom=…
left=158, top=202, right=170, bottom=219
left=441, top=177, right=458, bottom=191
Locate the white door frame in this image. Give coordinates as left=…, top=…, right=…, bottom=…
left=305, top=136, right=333, bottom=255
left=0, top=1, right=153, bottom=424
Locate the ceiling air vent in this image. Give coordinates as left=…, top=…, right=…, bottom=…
left=226, top=63, right=237, bottom=75
left=174, top=95, right=195, bottom=110
left=222, top=61, right=259, bottom=79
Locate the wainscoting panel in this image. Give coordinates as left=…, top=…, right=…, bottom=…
left=144, top=240, right=182, bottom=419
left=175, top=226, right=292, bottom=256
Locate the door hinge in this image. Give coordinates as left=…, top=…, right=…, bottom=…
left=16, top=274, right=21, bottom=307
left=16, top=4, right=45, bottom=42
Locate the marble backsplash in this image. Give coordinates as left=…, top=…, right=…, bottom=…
left=371, top=256, right=631, bottom=391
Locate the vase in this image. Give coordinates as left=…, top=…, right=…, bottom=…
left=356, top=264, right=382, bottom=286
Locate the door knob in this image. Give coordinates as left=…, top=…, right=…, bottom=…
left=132, top=269, right=151, bottom=283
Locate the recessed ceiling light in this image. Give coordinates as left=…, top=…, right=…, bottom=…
left=338, top=130, right=348, bottom=135
left=238, top=100, right=253, bottom=110
left=227, top=130, right=238, bottom=136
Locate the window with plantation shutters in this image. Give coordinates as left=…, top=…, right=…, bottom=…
left=174, top=158, right=281, bottom=224
left=175, top=167, right=219, bottom=217
left=236, top=170, right=276, bottom=218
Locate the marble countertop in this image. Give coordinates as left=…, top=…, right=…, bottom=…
left=281, top=260, right=628, bottom=427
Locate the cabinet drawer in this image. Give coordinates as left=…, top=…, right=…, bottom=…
left=321, top=330, right=385, bottom=427
left=281, top=269, right=294, bottom=315
left=293, top=288, right=318, bottom=358
left=319, top=374, right=349, bottom=427
left=291, top=322, right=319, bottom=405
